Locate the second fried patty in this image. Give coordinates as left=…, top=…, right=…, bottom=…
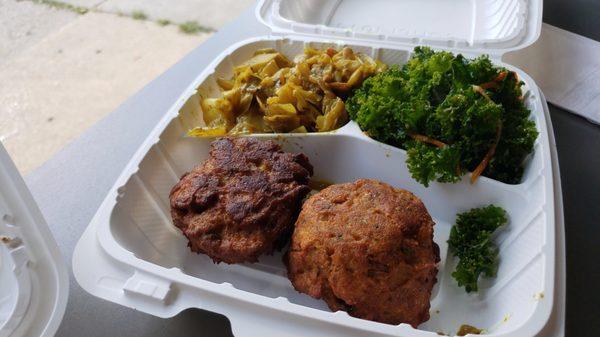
left=287, top=179, right=440, bottom=327
left=169, top=137, right=313, bottom=264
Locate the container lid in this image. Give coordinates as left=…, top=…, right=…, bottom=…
left=256, top=0, right=543, bottom=57
left=0, top=144, right=68, bottom=336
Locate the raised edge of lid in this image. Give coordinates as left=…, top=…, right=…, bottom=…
left=256, top=0, right=542, bottom=57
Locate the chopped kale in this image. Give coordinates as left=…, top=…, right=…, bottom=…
left=347, top=47, right=538, bottom=186
left=447, top=205, right=508, bottom=292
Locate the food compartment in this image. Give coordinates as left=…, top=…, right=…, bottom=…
left=176, top=38, right=410, bottom=134
left=109, top=135, right=550, bottom=335
left=103, top=37, right=553, bottom=336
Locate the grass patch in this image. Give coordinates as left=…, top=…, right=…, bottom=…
left=32, top=0, right=88, bottom=14
left=178, top=21, right=213, bottom=34
left=157, top=19, right=171, bottom=26
left=132, top=10, right=148, bottom=20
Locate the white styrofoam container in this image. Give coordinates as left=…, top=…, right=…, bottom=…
left=72, top=1, right=565, bottom=336
left=0, top=145, right=69, bottom=337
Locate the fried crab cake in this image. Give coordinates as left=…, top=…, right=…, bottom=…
left=287, top=179, right=440, bottom=327
left=170, top=137, right=313, bottom=264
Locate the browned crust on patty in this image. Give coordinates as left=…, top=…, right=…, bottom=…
left=170, top=137, right=313, bottom=264
left=287, top=179, right=440, bottom=327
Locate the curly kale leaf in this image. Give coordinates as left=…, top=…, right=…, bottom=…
left=447, top=205, right=508, bottom=292
left=346, top=47, right=538, bottom=186
left=406, top=142, right=462, bottom=187
left=347, top=65, right=409, bottom=145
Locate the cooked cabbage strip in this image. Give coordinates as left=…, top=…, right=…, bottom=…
left=189, top=47, right=385, bottom=136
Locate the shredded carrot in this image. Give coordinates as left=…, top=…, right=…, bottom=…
left=479, top=82, right=498, bottom=90
left=471, top=122, right=503, bottom=184
left=409, top=133, right=447, bottom=148
left=495, top=71, right=508, bottom=82
left=478, top=71, right=508, bottom=90
left=472, top=85, right=492, bottom=101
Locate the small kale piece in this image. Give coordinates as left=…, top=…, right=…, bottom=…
left=447, top=205, right=508, bottom=292
left=346, top=47, right=538, bottom=186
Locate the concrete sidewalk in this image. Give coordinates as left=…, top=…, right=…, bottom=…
left=0, top=0, right=253, bottom=174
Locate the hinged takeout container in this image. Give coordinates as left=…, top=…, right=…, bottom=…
left=0, top=145, right=68, bottom=337
left=70, top=0, right=565, bottom=336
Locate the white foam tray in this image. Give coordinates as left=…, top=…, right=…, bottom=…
left=73, top=35, right=559, bottom=337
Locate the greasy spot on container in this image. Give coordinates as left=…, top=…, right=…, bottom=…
left=457, top=324, right=483, bottom=336
left=0, top=236, right=21, bottom=249
left=308, top=179, right=333, bottom=191
left=533, top=292, right=545, bottom=300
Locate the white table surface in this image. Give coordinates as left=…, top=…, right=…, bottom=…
left=23, top=3, right=600, bottom=337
